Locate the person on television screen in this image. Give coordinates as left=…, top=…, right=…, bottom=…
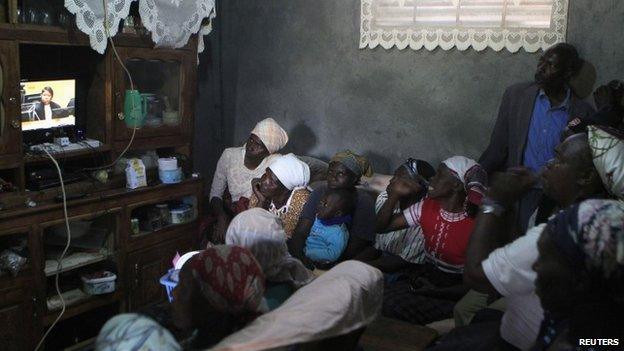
left=33, top=86, right=63, bottom=121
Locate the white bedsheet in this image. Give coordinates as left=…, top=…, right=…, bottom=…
left=209, top=261, right=383, bottom=351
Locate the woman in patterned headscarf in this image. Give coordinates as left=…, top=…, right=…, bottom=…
left=171, top=245, right=266, bottom=349
left=290, top=150, right=378, bottom=267
left=357, top=158, right=436, bottom=273
left=532, top=199, right=624, bottom=350
left=97, top=246, right=265, bottom=350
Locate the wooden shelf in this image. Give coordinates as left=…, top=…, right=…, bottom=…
left=24, top=145, right=112, bottom=165
left=44, top=289, right=123, bottom=325
left=44, top=251, right=110, bottom=277
left=134, top=219, right=198, bottom=238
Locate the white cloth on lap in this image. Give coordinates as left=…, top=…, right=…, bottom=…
left=481, top=224, right=546, bottom=351
left=209, top=261, right=383, bottom=351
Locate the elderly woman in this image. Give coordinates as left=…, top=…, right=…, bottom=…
left=290, top=150, right=376, bottom=265
left=209, top=118, right=289, bottom=241
left=532, top=199, right=624, bottom=350
left=249, top=153, right=311, bottom=238
left=226, top=207, right=314, bottom=309
left=95, top=245, right=266, bottom=350
left=378, top=156, right=487, bottom=325
left=357, top=158, right=436, bottom=273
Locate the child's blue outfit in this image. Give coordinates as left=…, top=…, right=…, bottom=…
left=304, top=215, right=351, bottom=263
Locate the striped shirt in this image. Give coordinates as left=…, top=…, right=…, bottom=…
left=373, top=192, right=425, bottom=264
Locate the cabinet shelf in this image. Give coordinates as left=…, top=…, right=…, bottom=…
left=44, top=289, right=123, bottom=325
left=24, top=145, right=111, bottom=165
left=44, top=251, right=111, bottom=277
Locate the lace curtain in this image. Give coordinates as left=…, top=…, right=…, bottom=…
left=65, top=0, right=215, bottom=54
left=65, top=0, right=136, bottom=54
left=360, top=0, right=569, bottom=53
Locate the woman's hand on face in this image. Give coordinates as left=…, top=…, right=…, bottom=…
left=387, top=178, right=421, bottom=199
left=488, top=167, right=538, bottom=206
left=251, top=178, right=267, bottom=203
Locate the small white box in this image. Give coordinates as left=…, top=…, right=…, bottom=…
left=125, top=158, right=147, bottom=189
left=54, top=137, right=70, bottom=147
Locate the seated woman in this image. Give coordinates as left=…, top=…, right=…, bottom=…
left=532, top=199, right=624, bottom=350
left=304, top=188, right=357, bottom=265
left=208, top=117, right=288, bottom=242
left=290, top=150, right=377, bottom=265
left=357, top=158, right=436, bottom=273
left=96, top=245, right=265, bottom=350
left=225, top=208, right=314, bottom=309
left=249, top=153, right=311, bottom=238
left=379, top=156, right=487, bottom=325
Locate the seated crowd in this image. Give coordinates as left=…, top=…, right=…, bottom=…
left=96, top=43, right=624, bottom=350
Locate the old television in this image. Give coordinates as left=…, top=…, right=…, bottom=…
left=21, top=79, right=76, bottom=132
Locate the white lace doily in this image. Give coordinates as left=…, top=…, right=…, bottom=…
left=65, top=0, right=136, bottom=54
left=360, top=0, right=569, bottom=53
left=139, top=0, right=215, bottom=49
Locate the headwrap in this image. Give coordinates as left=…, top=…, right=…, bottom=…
left=268, top=154, right=311, bottom=191
left=589, top=125, right=624, bottom=199
left=547, top=199, right=624, bottom=283
left=189, top=245, right=266, bottom=315
left=401, top=158, right=436, bottom=181
left=330, top=150, right=374, bottom=178
left=441, top=156, right=488, bottom=206
left=226, top=208, right=314, bottom=288
left=250, top=118, right=289, bottom=154
left=96, top=313, right=181, bottom=351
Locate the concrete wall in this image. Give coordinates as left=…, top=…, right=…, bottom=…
left=194, top=0, right=624, bottom=180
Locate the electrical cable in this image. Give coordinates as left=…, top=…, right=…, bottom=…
left=34, top=1, right=139, bottom=348
left=83, top=0, right=137, bottom=172
left=34, top=148, right=71, bottom=351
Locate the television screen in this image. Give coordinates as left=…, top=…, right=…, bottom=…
left=20, top=79, right=76, bottom=131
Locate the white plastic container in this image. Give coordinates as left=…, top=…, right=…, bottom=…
left=81, top=271, right=117, bottom=295
left=170, top=204, right=192, bottom=224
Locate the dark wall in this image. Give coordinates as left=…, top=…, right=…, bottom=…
left=194, top=0, right=624, bottom=181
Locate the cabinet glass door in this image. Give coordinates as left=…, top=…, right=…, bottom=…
left=126, top=58, right=182, bottom=128
left=114, top=48, right=194, bottom=142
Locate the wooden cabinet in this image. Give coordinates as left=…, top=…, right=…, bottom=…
left=112, top=47, right=196, bottom=145
left=127, top=235, right=193, bottom=310
left=0, top=286, right=37, bottom=351
left=0, top=39, right=21, bottom=158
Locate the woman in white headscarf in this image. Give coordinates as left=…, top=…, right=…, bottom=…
left=226, top=208, right=314, bottom=309
left=208, top=117, right=289, bottom=242
left=249, top=153, right=312, bottom=238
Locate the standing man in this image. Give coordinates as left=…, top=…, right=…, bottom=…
left=479, top=43, right=594, bottom=232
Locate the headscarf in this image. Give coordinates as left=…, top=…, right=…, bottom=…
left=547, top=199, right=624, bottom=284
left=589, top=125, right=624, bottom=199
left=268, top=154, right=311, bottom=191
left=401, top=158, right=435, bottom=181
left=189, top=245, right=266, bottom=315
left=226, top=208, right=314, bottom=288
left=250, top=118, right=289, bottom=154
left=441, top=156, right=488, bottom=205
left=330, top=150, right=374, bottom=178
left=96, top=313, right=180, bottom=351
